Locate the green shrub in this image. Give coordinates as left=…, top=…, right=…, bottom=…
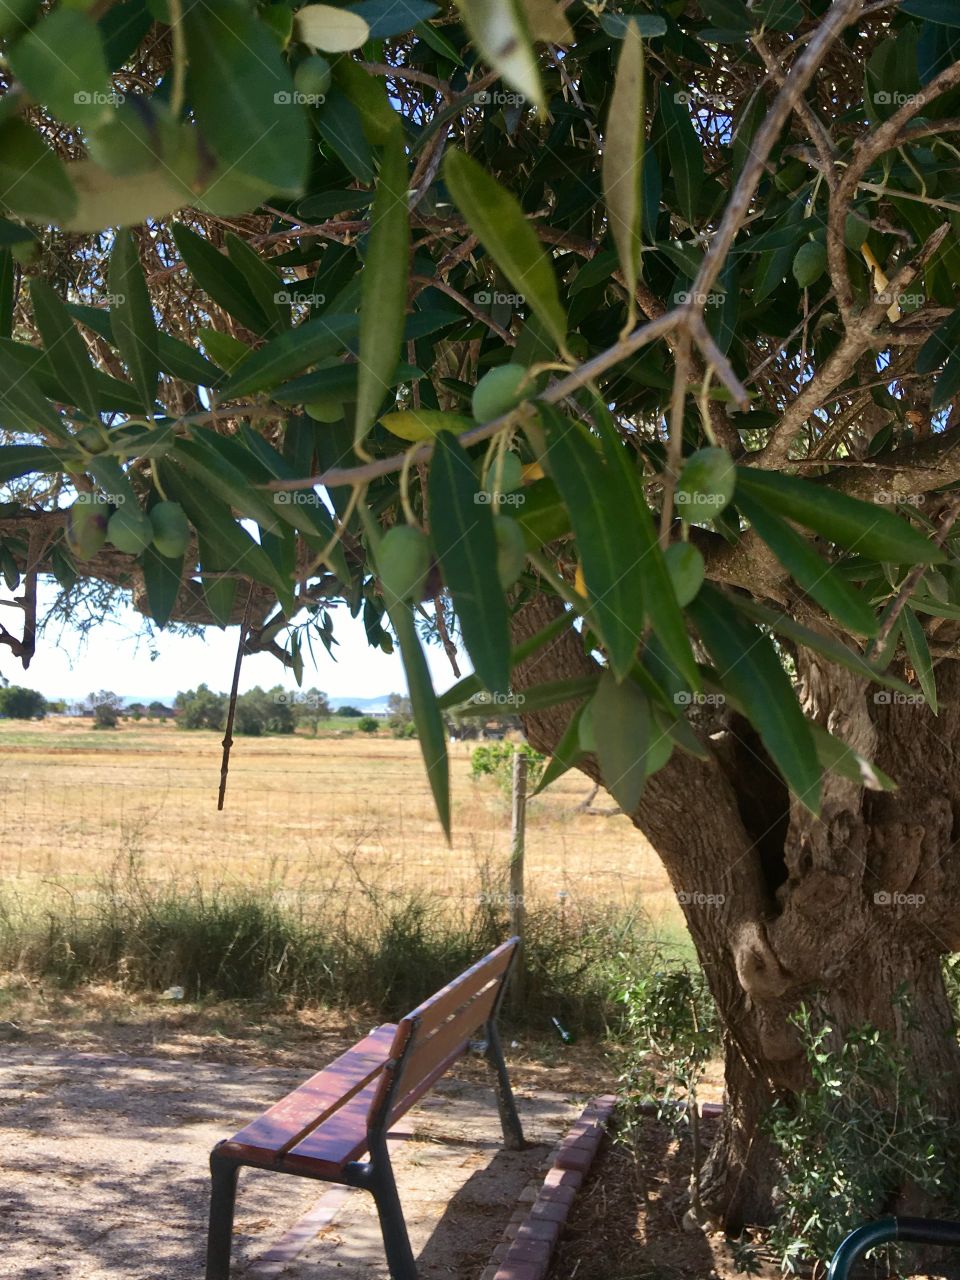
left=609, top=963, right=960, bottom=1271
left=612, top=955, right=719, bottom=1213
left=92, top=699, right=119, bottom=729
left=767, top=1001, right=960, bottom=1273
left=470, top=741, right=545, bottom=792
left=0, top=865, right=655, bottom=1036
left=357, top=716, right=379, bottom=733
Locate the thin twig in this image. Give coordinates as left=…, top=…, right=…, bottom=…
left=867, top=495, right=960, bottom=660
left=360, top=60, right=450, bottom=98
left=411, top=274, right=515, bottom=344
left=660, top=328, right=693, bottom=548
left=433, top=595, right=461, bottom=677
left=218, top=585, right=255, bottom=811
left=270, top=310, right=679, bottom=489
left=690, top=0, right=863, bottom=311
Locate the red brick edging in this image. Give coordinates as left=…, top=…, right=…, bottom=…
left=482, top=1094, right=618, bottom=1280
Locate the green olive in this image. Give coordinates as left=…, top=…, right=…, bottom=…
left=471, top=364, right=529, bottom=423
left=66, top=499, right=108, bottom=560
left=664, top=542, right=705, bottom=607
left=295, top=55, right=332, bottom=100
left=792, top=241, right=827, bottom=289
left=305, top=397, right=343, bottom=423
left=149, top=501, right=190, bottom=558
left=377, top=525, right=431, bottom=603
left=107, top=504, right=154, bottom=554
left=675, top=447, right=736, bottom=518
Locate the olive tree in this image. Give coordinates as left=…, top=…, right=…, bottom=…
left=2, top=0, right=960, bottom=1230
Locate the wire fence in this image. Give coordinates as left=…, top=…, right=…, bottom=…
left=0, top=730, right=681, bottom=938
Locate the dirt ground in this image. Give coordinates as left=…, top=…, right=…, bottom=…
left=0, top=993, right=608, bottom=1279
left=548, top=1118, right=960, bottom=1280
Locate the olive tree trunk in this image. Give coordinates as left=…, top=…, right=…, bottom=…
left=512, top=595, right=960, bottom=1230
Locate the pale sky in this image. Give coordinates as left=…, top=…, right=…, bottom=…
left=2, top=579, right=462, bottom=704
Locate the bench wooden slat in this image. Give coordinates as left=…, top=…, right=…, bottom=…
left=222, top=1024, right=396, bottom=1162
left=392, top=979, right=501, bottom=1105
left=362, top=939, right=517, bottom=1132
left=401, top=938, right=516, bottom=1038
left=280, top=1076, right=380, bottom=1175
left=282, top=1040, right=470, bottom=1177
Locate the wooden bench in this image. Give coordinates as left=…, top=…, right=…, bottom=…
left=205, top=937, right=525, bottom=1280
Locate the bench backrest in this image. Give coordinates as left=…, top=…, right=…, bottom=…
left=366, top=936, right=519, bottom=1139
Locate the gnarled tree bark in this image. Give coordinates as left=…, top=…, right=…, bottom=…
left=512, top=592, right=960, bottom=1230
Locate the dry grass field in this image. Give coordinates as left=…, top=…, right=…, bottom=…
left=0, top=717, right=682, bottom=932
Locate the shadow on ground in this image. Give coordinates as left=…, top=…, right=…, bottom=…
left=0, top=1046, right=581, bottom=1278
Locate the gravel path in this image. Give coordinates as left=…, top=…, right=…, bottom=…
left=0, top=1046, right=580, bottom=1278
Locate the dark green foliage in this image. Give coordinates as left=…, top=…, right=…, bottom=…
left=0, top=0, right=954, bottom=829
left=613, top=958, right=719, bottom=1142
left=234, top=686, right=298, bottom=736
left=0, top=685, right=46, bottom=719
left=767, top=1002, right=960, bottom=1272
left=174, top=684, right=227, bottom=731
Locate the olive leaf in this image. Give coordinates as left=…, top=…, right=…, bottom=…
left=602, top=21, right=646, bottom=299
left=294, top=4, right=371, bottom=50
left=542, top=410, right=645, bottom=681
left=183, top=0, right=309, bottom=197
left=451, top=0, right=543, bottom=108
left=360, top=502, right=450, bottom=838
left=0, top=345, right=68, bottom=439
left=109, top=229, right=159, bottom=412
left=172, top=224, right=270, bottom=336
left=736, top=490, right=878, bottom=637
left=429, top=431, right=512, bottom=695
left=902, top=607, right=937, bottom=713
left=444, top=149, right=566, bottom=349
left=0, top=120, right=77, bottom=223
left=590, top=673, right=652, bottom=813
left=221, top=314, right=360, bottom=398
left=8, top=9, right=110, bottom=129
left=690, top=584, right=822, bottom=813
left=735, top=468, right=946, bottom=565
left=657, top=84, right=701, bottom=225
left=355, top=127, right=410, bottom=449
left=30, top=281, right=100, bottom=421
left=61, top=161, right=189, bottom=233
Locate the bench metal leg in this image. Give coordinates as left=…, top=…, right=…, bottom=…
left=369, top=1149, right=418, bottom=1280
left=485, top=1020, right=525, bottom=1151
left=206, top=1146, right=240, bottom=1280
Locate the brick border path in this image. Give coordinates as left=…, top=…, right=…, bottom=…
left=480, top=1095, right=617, bottom=1280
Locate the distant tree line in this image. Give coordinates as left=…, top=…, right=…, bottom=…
left=174, top=684, right=329, bottom=736
left=173, top=687, right=417, bottom=738
left=0, top=683, right=517, bottom=740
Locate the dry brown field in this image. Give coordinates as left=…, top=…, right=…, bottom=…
left=0, top=717, right=682, bottom=932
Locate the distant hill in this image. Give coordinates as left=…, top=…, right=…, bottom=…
left=329, top=695, right=391, bottom=713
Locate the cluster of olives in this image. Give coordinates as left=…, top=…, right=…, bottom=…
left=375, top=364, right=536, bottom=603
left=66, top=497, right=190, bottom=561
